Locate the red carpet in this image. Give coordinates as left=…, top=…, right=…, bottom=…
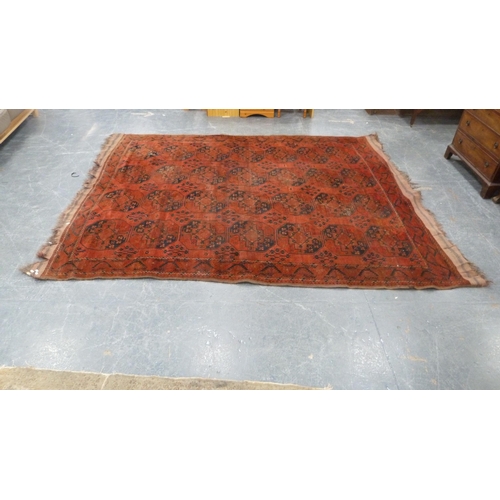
left=24, top=134, right=486, bottom=288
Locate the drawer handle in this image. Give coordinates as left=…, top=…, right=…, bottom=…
left=466, top=120, right=471, bottom=126
left=485, top=162, right=490, bottom=168
left=458, top=139, right=463, bottom=144
left=494, top=142, right=499, bottom=149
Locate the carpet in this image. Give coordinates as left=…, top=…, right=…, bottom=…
left=24, top=134, right=486, bottom=289
left=0, top=367, right=319, bottom=390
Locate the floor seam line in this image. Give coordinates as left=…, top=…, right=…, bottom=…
left=365, top=297, right=401, bottom=390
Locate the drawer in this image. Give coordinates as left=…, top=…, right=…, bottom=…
left=459, top=110, right=500, bottom=160
left=206, top=109, right=239, bottom=117
left=468, top=109, right=500, bottom=134
left=453, top=130, right=500, bottom=180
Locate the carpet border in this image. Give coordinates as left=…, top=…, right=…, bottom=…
left=365, top=134, right=488, bottom=287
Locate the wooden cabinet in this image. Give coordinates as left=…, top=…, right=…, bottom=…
left=239, top=110, right=275, bottom=118
left=204, top=110, right=314, bottom=119
left=445, top=109, right=500, bottom=198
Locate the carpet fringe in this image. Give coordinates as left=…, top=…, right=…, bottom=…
left=20, top=134, right=124, bottom=279
left=366, top=134, right=489, bottom=287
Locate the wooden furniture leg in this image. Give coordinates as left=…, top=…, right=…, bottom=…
left=480, top=184, right=500, bottom=199
left=410, top=110, right=423, bottom=126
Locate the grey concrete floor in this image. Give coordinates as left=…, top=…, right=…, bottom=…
left=1, top=109, right=499, bottom=389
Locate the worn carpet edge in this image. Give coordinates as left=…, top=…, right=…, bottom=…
left=0, top=367, right=324, bottom=390
left=366, top=135, right=489, bottom=288
left=21, top=134, right=125, bottom=279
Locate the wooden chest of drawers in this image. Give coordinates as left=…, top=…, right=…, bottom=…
left=445, top=109, right=500, bottom=198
